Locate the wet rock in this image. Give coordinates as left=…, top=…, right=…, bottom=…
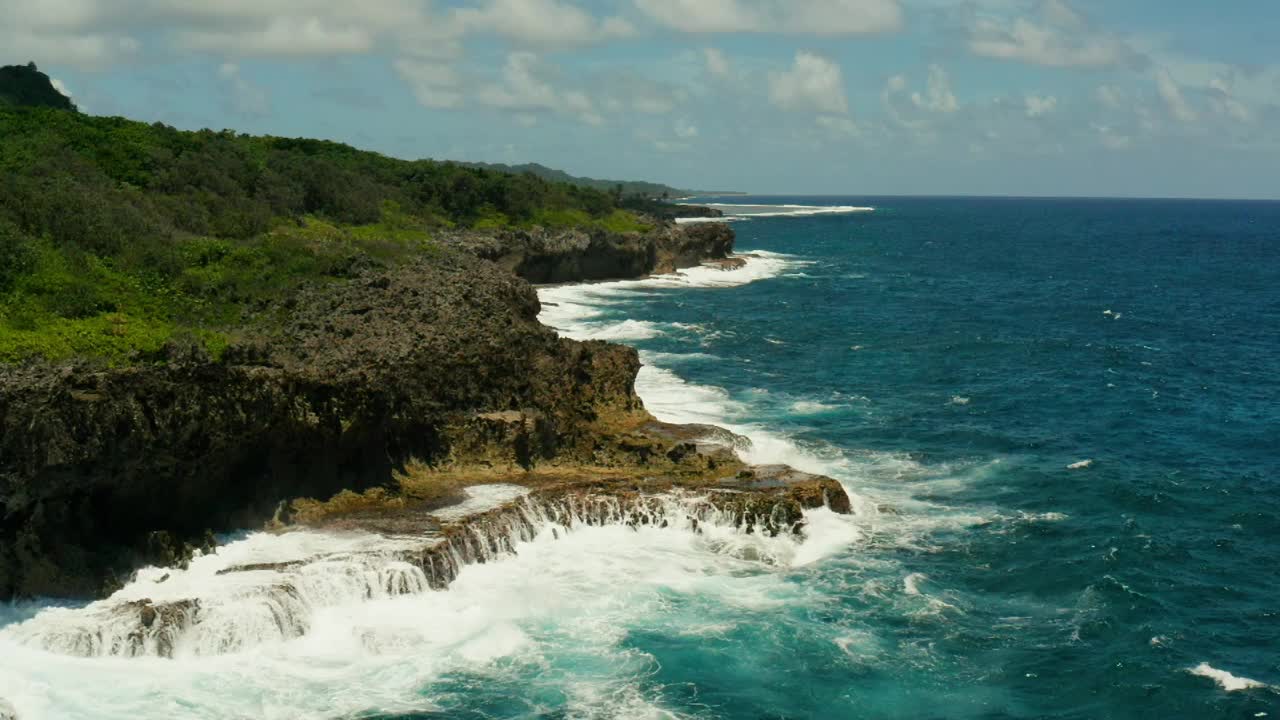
left=12, top=467, right=854, bottom=660
left=0, top=223, right=752, bottom=601
left=0, top=250, right=642, bottom=599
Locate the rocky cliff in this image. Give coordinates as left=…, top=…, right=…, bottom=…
left=0, top=221, right=845, bottom=601
left=446, top=219, right=734, bottom=283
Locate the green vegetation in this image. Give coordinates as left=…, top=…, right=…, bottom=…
left=0, top=71, right=652, bottom=365
left=0, top=63, right=76, bottom=111
left=459, top=161, right=740, bottom=199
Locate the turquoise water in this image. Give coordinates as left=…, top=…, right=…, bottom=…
left=537, top=197, right=1280, bottom=718
left=2, top=197, right=1277, bottom=719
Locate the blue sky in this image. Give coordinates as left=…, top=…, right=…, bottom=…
left=4, top=0, right=1279, bottom=198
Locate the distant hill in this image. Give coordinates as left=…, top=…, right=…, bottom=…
left=0, top=62, right=77, bottom=111
left=458, top=162, right=740, bottom=199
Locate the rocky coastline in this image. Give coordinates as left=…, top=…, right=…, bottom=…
left=0, top=217, right=849, bottom=606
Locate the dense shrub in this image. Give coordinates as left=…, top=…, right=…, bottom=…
left=0, top=105, right=651, bottom=364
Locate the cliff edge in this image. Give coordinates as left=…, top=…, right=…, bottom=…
left=0, top=221, right=843, bottom=600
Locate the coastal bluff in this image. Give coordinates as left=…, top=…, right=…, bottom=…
left=0, top=220, right=849, bottom=600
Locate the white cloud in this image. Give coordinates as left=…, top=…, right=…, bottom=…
left=477, top=52, right=603, bottom=126
left=817, top=114, right=858, bottom=136
left=0, top=31, right=138, bottom=68
left=0, top=0, right=444, bottom=65
left=633, top=96, right=675, bottom=114
left=1024, top=94, right=1057, bottom=117
left=675, top=118, right=699, bottom=138
left=49, top=77, right=73, bottom=98
left=882, top=66, right=960, bottom=132
left=596, top=73, right=687, bottom=115
left=395, top=59, right=464, bottom=109
left=455, top=0, right=633, bottom=47
left=968, top=0, right=1138, bottom=68
left=1207, top=77, right=1254, bottom=123
left=635, top=0, right=902, bottom=35
left=1095, top=84, right=1124, bottom=109
left=653, top=139, right=692, bottom=153
left=910, top=64, right=957, bottom=114
left=704, top=48, right=730, bottom=77
left=768, top=51, right=849, bottom=115
left=1155, top=68, right=1197, bottom=123
left=0, top=0, right=634, bottom=67
left=564, top=90, right=604, bottom=125
left=217, top=62, right=270, bottom=116
left=478, top=52, right=559, bottom=110
left=1092, top=123, right=1132, bottom=150
left=180, top=16, right=372, bottom=55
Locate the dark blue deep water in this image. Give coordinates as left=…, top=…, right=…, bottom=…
left=540, top=196, right=1280, bottom=718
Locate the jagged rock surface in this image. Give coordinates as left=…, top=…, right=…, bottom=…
left=0, top=250, right=640, bottom=598
left=0, top=220, right=843, bottom=605
left=446, top=220, right=734, bottom=283
left=8, top=471, right=847, bottom=659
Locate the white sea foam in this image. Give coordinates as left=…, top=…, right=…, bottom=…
left=789, top=400, right=843, bottom=414
left=1067, top=459, right=1094, bottom=470
left=673, top=216, right=733, bottom=225
left=632, top=359, right=998, bottom=554
left=1189, top=663, right=1268, bottom=692
left=692, top=203, right=875, bottom=219
left=903, top=573, right=929, bottom=596
left=430, top=484, right=530, bottom=521
left=0, top=494, right=852, bottom=719
left=538, top=253, right=805, bottom=346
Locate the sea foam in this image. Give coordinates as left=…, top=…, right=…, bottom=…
left=1188, top=663, right=1268, bottom=692
left=690, top=203, right=875, bottom=219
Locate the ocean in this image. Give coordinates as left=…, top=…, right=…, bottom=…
left=2, top=196, right=1278, bottom=718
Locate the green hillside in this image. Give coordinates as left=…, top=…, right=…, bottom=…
left=0, top=98, right=645, bottom=365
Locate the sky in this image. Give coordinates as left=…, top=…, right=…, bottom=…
left=3, top=0, right=1279, bottom=198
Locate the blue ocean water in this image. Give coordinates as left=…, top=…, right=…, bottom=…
left=2, top=197, right=1277, bottom=719
left=538, top=196, right=1280, bottom=718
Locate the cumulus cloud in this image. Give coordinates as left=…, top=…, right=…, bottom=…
left=882, top=65, right=960, bottom=131
left=1092, top=123, right=1132, bottom=150
left=0, top=0, right=446, bottom=64
left=0, top=0, right=636, bottom=67
left=911, top=64, right=957, bottom=114
left=217, top=62, right=270, bottom=116
left=1155, top=68, right=1197, bottom=123
left=635, top=0, right=902, bottom=35
left=675, top=118, right=699, bottom=138
left=1207, top=77, right=1254, bottom=123
left=816, top=114, right=858, bottom=136
left=180, top=16, right=373, bottom=56
left=0, top=24, right=138, bottom=68
left=477, top=52, right=603, bottom=125
left=455, top=0, right=634, bottom=47
left=768, top=51, right=849, bottom=115
left=395, top=59, right=464, bottom=109
left=968, top=0, right=1140, bottom=69
left=1095, top=84, right=1124, bottom=109
left=704, top=48, right=730, bottom=77
left=589, top=71, right=688, bottom=116
left=1024, top=94, right=1057, bottom=117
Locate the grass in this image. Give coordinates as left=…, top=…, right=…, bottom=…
left=0, top=199, right=650, bottom=365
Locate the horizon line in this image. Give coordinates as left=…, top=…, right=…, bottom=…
left=690, top=192, right=1280, bottom=203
